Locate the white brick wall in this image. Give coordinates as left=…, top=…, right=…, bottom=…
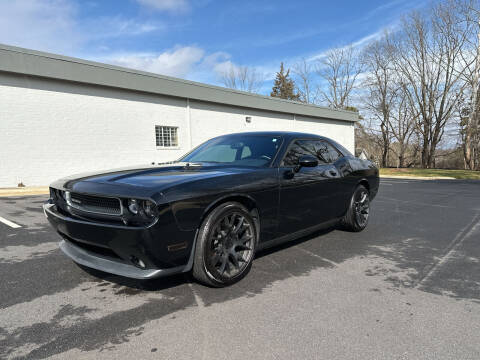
left=189, top=101, right=354, bottom=151
left=0, top=74, right=354, bottom=187
left=294, top=114, right=355, bottom=153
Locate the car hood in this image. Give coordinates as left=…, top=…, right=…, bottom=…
left=50, top=162, right=256, bottom=200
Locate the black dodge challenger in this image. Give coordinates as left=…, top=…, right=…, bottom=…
left=44, top=131, right=379, bottom=287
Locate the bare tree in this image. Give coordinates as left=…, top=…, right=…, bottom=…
left=388, top=89, right=418, bottom=167
left=354, top=122, right=386, bottom=165
left=220, top=65, right=264, bottom=93
left=361, top=36, right=398, bottom=167
left=316, top=45, right=363, bottom=109
left=458, top=0, right=480, bottom=169
left=292, top=58, right=318, bottom=104
left=393, top=2, right=474, bottom=168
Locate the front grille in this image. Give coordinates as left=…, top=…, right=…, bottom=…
left=67, top=192, right=122, bottom=216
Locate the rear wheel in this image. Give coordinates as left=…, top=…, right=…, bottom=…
left=193, top=202, right=257, bottom=287
left=342, top=185, right=370, bottom=232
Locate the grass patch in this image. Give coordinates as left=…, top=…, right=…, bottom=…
left=380, top=168, right=480, bottom=180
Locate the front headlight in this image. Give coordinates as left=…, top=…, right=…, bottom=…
left=49, top=188, right=67, bottom=203
left=128, top=199, right=139, bottom=214
left=125, top=198, right=159, bottom=225
left=142, top=200, right=158, bottom=218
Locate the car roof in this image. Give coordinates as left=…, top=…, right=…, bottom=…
left=218, top=131, right=325, bottom=140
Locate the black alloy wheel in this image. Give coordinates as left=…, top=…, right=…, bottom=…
left=354, top=188, right=370, bottom=228
left=193, top=202, right=257, bottom=287
left=207, top=211, right=254, bottom=278
left=342, top=184, right=370, bottom=232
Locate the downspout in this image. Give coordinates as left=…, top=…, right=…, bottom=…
left=186, top=98, right=193, bottom=150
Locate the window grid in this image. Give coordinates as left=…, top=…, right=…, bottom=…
left=155, top=126, right=178, bottom=147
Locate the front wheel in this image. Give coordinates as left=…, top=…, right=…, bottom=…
left=341, top=185, right=370, bottom=232
left=193, top=202, right=257, bottom=287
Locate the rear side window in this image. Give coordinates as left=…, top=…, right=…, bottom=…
left=282, top=139, right=343, bottom=166
left=315, top=140, right=343, bottom=163
left=282, top=140, right=318, bottom=166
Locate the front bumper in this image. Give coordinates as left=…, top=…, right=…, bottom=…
left=43, top=203, right=195, bottom=279
left=59, top=239, right=184, bottom=279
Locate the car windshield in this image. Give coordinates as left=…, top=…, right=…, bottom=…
left=180, top=135, right=282, bottom=167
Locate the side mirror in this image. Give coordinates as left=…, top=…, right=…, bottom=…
left=295, top=155, right=318, bottom=172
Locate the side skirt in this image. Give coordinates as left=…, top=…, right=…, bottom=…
left=256, top=217, right=341, bottom=252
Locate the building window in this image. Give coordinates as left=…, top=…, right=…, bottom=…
left=155, top=126, right=178, bottom=147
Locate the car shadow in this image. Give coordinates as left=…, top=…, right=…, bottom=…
left=77, top=225, right=338, bottom=291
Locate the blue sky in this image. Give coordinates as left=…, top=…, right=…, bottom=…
left=0, top=0, right=429, bottom=92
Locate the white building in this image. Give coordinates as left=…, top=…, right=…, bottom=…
left=0, top=44, right=358, bottom=187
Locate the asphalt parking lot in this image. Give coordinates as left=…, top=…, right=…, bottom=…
left=1, top=179, right=479, bottom=359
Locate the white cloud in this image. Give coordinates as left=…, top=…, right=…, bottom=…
left=212, top=59, right=234, bottom=76
left=201, top=54, right=271, bottom=85
left=306, top=27, right=392, bottom=63
left=0, top=0, right=81, bottom=53
left=136, top=0, right=189, bottom=13
left=82, top=16, right=161, bottom=39
left=99, top=47, right=260, bottom=86
left=0, top=0, right=226, bottom=83
left=105, top=46, right=206, bottom=78
left=0, top=0, right=161, bottom=54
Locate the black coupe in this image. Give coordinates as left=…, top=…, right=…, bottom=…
left=44, top=132, right=379, bottom=287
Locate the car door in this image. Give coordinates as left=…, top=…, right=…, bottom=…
left=277, top=139, right=339, bottom=235
left=314, top=139, right=352, bottom=218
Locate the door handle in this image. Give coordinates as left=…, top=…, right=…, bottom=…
left=284, top=169, right=295, bottom=179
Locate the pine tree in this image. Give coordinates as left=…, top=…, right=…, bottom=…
left=270, top=63, right=300, bottom=101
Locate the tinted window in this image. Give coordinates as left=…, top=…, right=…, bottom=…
left=282, top=140, right=318, bottom=166
left=193, top=145, right=237, bottom=162
left=329, top=139, right=352, bottom=157
left=181, top=135, right=281, bottom=167
left=316, top=140, right=342, bottom=164
left=282, top=139, right=343, bottom=166
left=240, top=146, right=252, bottom=159
left=315, top=140, right=342, bottom=163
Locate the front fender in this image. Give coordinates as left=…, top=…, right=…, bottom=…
left=170, top=193, right=258, bottom=232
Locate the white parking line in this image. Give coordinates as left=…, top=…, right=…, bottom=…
left=0, top=216, right=21, bottom=229
left=415, top=213, right=480, bottom=288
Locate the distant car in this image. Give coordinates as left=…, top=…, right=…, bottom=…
left=44, top=132, right=379, bottom=287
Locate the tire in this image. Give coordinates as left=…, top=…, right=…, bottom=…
left=341, top=185, right=370, bottom=232
left=192, top=202, right=257, bottom=287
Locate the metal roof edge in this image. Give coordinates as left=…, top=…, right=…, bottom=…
left=0, top=43, right=359, bottom=122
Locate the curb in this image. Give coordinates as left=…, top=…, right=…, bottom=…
left=380, top=175, right=456, bottom=180
left=0, top=187, right=49, bottom=197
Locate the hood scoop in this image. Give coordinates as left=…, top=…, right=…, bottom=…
left=152, top=161, right=203, bottom=168
left=183, top=162, right=203, bottom=168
